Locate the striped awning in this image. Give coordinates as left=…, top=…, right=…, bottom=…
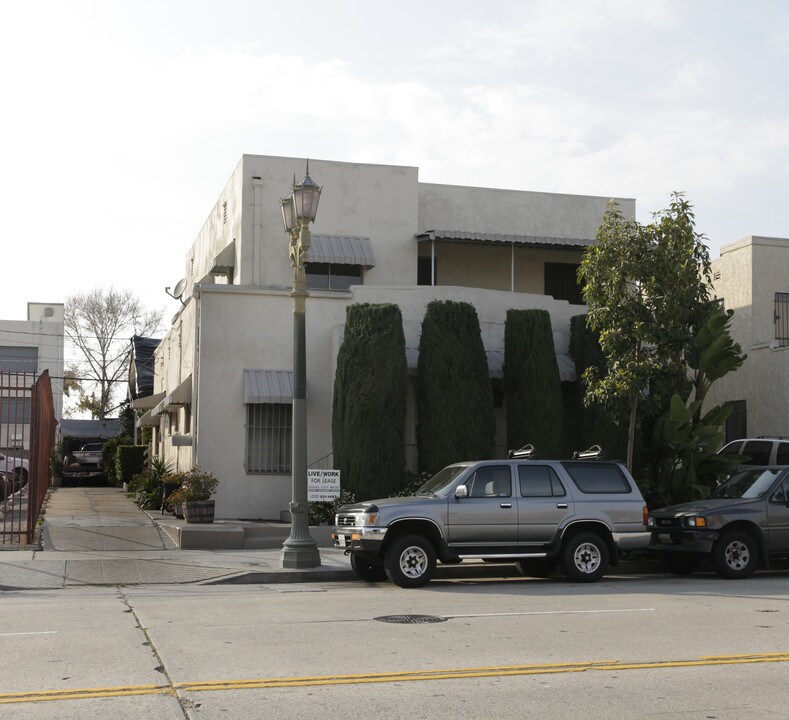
left=307, top=235, right=375, bottom=266
left=243, top=370, right=294, bottom=404
left=152, top=376, right=192, bottom=416
left=416, top=229, right=593, bottom=250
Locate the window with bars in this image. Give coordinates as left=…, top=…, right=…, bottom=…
left=775, top=293, right=789, bottom=347
left=246, top=403, right=292, bottom=473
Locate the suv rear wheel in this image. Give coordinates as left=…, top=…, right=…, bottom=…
left=712, top=530, right=758, bottom=579
left=561, top=532, right=609, bottom=582
left=384, top=534, right=436, bottom=588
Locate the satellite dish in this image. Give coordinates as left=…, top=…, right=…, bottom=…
left=165, top=278, right=188, bottom=304
left=172, top=278, right=187, bottom=299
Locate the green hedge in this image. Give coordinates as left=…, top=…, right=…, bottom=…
left=116, top=445, right=147, bottom=488
left=504, top=309, right=563, bottom=458
left=332, top=303, right=407, bottom=499
left=101, top=434, right=131, bottom=486
left=417, top=300, right=495, bottom=474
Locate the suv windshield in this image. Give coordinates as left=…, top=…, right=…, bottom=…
left=712, top=468, right=783, bottom=499
left=416, top=465, right=468, bottom=497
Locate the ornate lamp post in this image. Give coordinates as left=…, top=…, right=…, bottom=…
left=279, top=162, right=322, bottom=568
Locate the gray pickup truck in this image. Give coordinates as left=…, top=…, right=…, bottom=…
left=333, top=457, right=650, bottom=587
left=63, top=442, right=105, bottom=481
left=649, top=466, right=789, bottom=578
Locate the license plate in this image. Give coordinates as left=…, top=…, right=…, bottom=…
left=659, top=533, right=672, bottom=543
left=336, top=534, right=346, bottom=547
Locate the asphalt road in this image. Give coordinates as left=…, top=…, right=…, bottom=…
left=1, top=570, right=788, bottom=719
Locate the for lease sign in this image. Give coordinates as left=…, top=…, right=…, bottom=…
left=307, top=469, right=341, bottom=501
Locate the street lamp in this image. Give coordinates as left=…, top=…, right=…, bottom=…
left=279, top=161, right=322, bottom=568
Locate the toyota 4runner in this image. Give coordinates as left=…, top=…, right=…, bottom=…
left=332, top=453, right=650, bottom=587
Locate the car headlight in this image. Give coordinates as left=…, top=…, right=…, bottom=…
left=683, top=516, right=707, bottom=528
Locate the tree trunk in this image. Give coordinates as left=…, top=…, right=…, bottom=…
left=627, top=394, right=638, bottom=472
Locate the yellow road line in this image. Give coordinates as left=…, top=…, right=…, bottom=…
left=1, top=652, right=788, bottom=704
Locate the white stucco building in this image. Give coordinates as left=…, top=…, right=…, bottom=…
left=707, top=235, right=789, bottom=439
left=140, top=154, right=635, bottom=520
left=0, top=303, right=65, bottom=450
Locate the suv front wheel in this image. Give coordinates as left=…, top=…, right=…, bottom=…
left=712, top=530, right=758, bottom=579
left=561, top=532, right=609, bottom=583
left=384, top=534, right=436, bottom=588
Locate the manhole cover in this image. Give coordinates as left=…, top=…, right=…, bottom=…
left=374, top=614, right=447, bottom=624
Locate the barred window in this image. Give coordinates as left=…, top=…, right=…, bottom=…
left=246, top=403, right=292, bottom=473
left=775, top=292, right=789, bottom=347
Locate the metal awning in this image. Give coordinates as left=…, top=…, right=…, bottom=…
left=243, top=370, right=294, bottom=404
left=131, top=391, right=166, bottom=410
left=152, top=375, right=192, bottom=416
left=405, top=348, right=576, bottom=381
left=137, top=409, right=159, bottom=427
left=308, top=235, right=376, bottom=266
left=416, top=229, right=593, bottom=250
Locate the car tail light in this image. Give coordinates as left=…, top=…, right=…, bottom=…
left=642, top=506, right=649, bottom=526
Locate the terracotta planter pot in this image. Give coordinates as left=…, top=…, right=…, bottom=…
left=184, top=499, right=215, bottom=524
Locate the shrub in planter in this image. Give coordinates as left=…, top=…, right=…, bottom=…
left=168, top=468, right=219, bottom=524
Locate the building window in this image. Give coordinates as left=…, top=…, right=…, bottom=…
left=418, top=257, right=437, bottom=286
left=775, top=293, right=789, bottom=347
left=544, top=263, right=584, bottom=305
left=246, top=403, right=292, bottom=473
left=725, top=400, right=747, bottom=443
left=306, top=263, right=362, bottom=291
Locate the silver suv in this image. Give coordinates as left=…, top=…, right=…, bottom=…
left=718, top=437, right=789, bottom=466
left=332, top=456, right=650, bottom=587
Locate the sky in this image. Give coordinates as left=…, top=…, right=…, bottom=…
left=2, top=0, right=789, bottom=336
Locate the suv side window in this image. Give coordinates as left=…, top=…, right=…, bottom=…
left=561, top=462, right=632, bottom=494
left=466, top=466, right=512, bottom=498
left=741, top=440, right=772, bottom=465
left=776, top=442, right=789, bottom=465
left=518, top=465, right=566, bottom=497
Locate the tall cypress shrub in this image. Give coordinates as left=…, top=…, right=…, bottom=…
left=416, top=300, right=495, bottom=474
left=504, top=309, right=563, bottom=458
left=569, top=314, right=628, bottom=461
left=332, top=303, right=407, bottom=499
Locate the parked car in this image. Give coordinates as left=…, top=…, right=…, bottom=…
left=717, top=437, right=789, bottom=467
left=648, top=466, right=789, bottom=578
left=0, top=452, right=29, bottom=484
left=332, top=448, right=650, bottom=587
left=62, top=442, right=105, bottom=481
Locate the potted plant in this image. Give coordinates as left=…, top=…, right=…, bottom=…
left=169, top=468, right=218, bottom=524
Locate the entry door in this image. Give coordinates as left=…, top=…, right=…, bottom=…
left=447, top=465, right=517, bottom=546
left=516, top=464, right=575, bottom=544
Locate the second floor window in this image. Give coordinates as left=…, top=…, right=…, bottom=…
left=775, top=292, right=789, bottom=347
left=306, top=263, right=362, bottom=292
left=544, top=262, right=584, bottom=305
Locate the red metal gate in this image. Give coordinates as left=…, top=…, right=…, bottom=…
left=1, top=371, right=56, bottom=545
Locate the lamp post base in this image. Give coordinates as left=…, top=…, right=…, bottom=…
left=280, top=538, right=321, bottom=569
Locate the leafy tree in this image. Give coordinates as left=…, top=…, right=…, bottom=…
left=332, top=304, right=407, bottom=499
left=579, top=194, right=713, bottom=471
left=504, top=309, right=563, bottom=457
left=417, top=300, right=495, bottom=474
left=568, top=314, right=629, bottom=461
left=65, top=288, right=163, bottom=419
left=646, top=309, right=746, bottom=506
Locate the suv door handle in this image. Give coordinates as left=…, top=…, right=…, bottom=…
left=500, top=503, right=512, bottom=509
left=556, top=503, right=568, bottom=509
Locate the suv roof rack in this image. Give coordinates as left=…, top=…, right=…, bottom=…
left=507, top=444, right=537, bottom=459
left=573, top=445, right=605, bottom=460
left=756, top=435, right=789, bottom=440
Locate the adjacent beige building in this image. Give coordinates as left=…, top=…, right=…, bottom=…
left=708, top=235, right=789, bottom=440
left=141, top=154, right=635, bottom=520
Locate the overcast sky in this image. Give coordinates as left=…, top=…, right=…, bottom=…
left=2, top=0, right=788, bottom=336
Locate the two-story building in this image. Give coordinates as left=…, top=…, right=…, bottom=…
left=707, top=235, right=789, bottom=439
left=143, top=154, right=635, bottom=520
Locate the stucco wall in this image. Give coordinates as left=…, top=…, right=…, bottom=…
left=418, top=183, right=635, bottom=238
left=707, top=236, right=789, bottom=436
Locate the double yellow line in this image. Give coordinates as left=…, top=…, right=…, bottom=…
left=2, top=652, right=788, bottom=704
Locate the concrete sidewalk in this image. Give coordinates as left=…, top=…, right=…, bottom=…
left=0, top=486, right=355, bottom=591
